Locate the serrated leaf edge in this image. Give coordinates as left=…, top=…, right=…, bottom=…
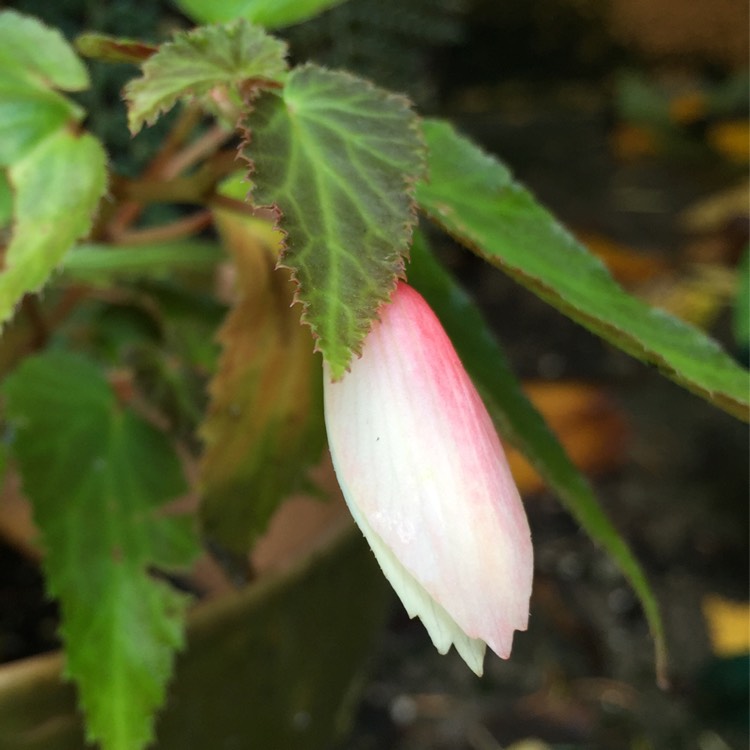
left=124, top=20, right=289, bottom=134
left=239, top=63, right=427, bottom=377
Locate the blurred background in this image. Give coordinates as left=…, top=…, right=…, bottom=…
left=2, top=1, right=748, bottom=748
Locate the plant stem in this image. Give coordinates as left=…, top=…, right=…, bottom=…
left=103, top=112, right=232, bottom=242
left=113, top=211, right=213, bottom=246
left=160, top=125, right=234, bottom=180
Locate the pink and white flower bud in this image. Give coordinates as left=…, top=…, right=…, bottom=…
left=324, top=282, right=533, bottom=675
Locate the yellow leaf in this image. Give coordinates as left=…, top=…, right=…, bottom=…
left=708, top=120, right=750, bottom=164
left=576, top=231, right=671, bottom=286
left=702, top=594, right=750, bottom=657
left=199, top=206, right=325, bottom=554
left=507, top=381, right=628, bottom=494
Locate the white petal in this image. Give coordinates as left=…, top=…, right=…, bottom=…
left=340, top=466, right=487, bottom=675
left=324, top=283, right=533, bottom=666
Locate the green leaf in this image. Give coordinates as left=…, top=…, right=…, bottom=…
left=0, top=12, right=90, bottom=167
left=0, top=10, right=89, bottom=91
left=199, top=197, right=326, bottom=554
left=417, top=119, right=750, bottom=421
left=0, top=170, right=11, bottom=227
left=0, top=525, right=390, bottom=750
left=408, top=232, right=668, bottom=685
left=1, top=130, right=106, bottom=325
left=124, top=20, right=288, bottom=134
left=243, top=64, right=424, bottom=378
left=3, top=352, right=199, bottom=750
left=173, top=0, right=348, bottom=28
left=0, top=71, right=84, bottom=166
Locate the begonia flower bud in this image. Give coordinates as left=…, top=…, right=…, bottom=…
left=324, top=282, right=533, bottom=674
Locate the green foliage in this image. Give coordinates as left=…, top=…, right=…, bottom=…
left=0, top=526, right=390, bottom=750
left=125, top=20, right=288, bottom=133
left=1, top=6, right=748, bottom=746
left=0, top=10, right=90, bottom=167
left=416, top=119, right=750, bottom=421
left=0, top=71, right=84, bottom=167
left=408, top=232, right=667, bottom=684
left=173, top=0, right=348, bottom=28
left=0, top=171, right=11, bottom=227
left=243, top=64, right=424, bottom=378
left=1, top=130, right=106, bottom=325
left=3, top=352, right=199, bottom=750
left=0, top=10, right=89, bottom=90
left=0, top=10, right=106, bottom=325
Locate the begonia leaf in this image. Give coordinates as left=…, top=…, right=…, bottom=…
left=1, top=130, right=106, bottom=325
left=0, top=170, right=11, bottom=227
left=173, top=0, right=347, bottom=29
left=417, top=119, right=750, bottom=421
left=0, top=10, right=89, bottom=91
left=125, top=20, right=288, bottom=133
left=0, top=71, right=84, bottom=167
left=3, top=352, right=199, bottom=750
left=0, top=11, right=89, bottom=167
left=243, top=64, right=424, bottom=378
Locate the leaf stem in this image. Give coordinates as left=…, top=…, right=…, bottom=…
left=113, top=211, right=213, bottom=246
left=102, top=115, right=231, bottom=241
left=160, top=125, right=233, bottom=180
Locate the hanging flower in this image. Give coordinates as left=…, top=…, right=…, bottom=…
left=324, top=282, right=533, bottom=675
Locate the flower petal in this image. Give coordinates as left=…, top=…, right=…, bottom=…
left=324, top=282, right=533, bottom=666
left=341, top=472, right=487, bottom=675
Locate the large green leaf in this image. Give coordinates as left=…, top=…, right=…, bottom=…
left=243, top=64, right=424, bottom=378
left=408, top=232, right=667, bottom=684
left=3, top=352, right=199, bottom=750
left=0, top=71, right=84, bottom=167
left=173, top=0, right=348, bottom=28
left=416, top=119, right=750, bottom=421
left=1, top=130, right=106, bottom=325
left=0, top=170, right=11, bottom=228
left=199, top=183, right=326, bottom=555
left=0, top=12, right=89, bottom=167
left=0, top=10, right=89, bottom=91
left=125, top=20, right=288, bottom=133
